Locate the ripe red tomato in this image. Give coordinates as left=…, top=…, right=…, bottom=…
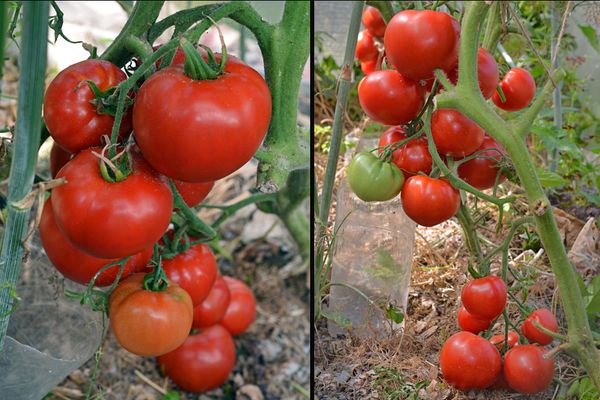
left=457, top=135, right=507, bottom=190
left=40, top=198, right=152, bottom=286
left=401, top=176, right=460, bottom=226
left=378, top=126, right=432, bottom=176
left=431, top=109, right=485, bottom=157
left=49, top=143, right=72, bottom=179
left=521, top=308, right=559, bottom=345
left=160, top=243, right=217, bottom=306
left=193, top=275, right=231, bottom=329
left=384, top=10, right=460, bottom=80
left=361, top=59, right=377, bottom=75
left=220, top=276, right=256, bottom=336
left=444, top=48, right=499, bottom=99
left=490, top=330, right=520, bottom=350
left=109, top=273, right=193, bottom=356
left=358, top=70, right=424, bottom=126
left=492, top=68, right=536, bottom=111
left=440, top=331, right=501, bottom=390
left=173, top=179, right=214, bottom=207
left=355, top=30, right=378, bottom=62
left=52, top=148, right=173, bottom=259
left=157, top=325, right=235, bottom=392
left=43, top=60, right=132, bottom=154
left=503, top=345, right=554, bottom=394
left=461, top=276, right=507, bottom=320
left=133, top=54, right=271, bottom=182
left=362, top=6, right=386, bottom=37
left=457, top=306, right=492, bottom=334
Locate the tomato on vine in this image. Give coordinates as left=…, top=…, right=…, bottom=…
left=355, top=30, right=378, bottom=63
left=457, top=135, right=506, bottom=190
left=173, top=179, right=214, bottom=208
left=401, top=176, right=460, bottom=226
left=492, top=68, right=536, bottom=112
left=431, top=109, right=485, bottom=157
left=378, top=126, right=432, bottom=176
left=192, top=275, right=231, bottom=329
left=49, top=143, right=72, bottom=179
left=220, top=276, right=256, bottom=336
left=361, top=59, right=377, bottom=76
left=444, top=48, right=499, bottom=99
left=457, top=306, right=492, bottom=334
left=461, top=276, right=507, bottom=320
left=521, top=308, right=559, bottom=345
left=362, top=6, right=386, bottom=38
left=503, top=345, right=554, bottom=394
left=346, top=151, right=404, bottom=202
left=490, top=331, right=519, bottom=350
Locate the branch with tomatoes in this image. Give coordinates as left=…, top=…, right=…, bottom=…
left=340, top=1, right=600, bottom=394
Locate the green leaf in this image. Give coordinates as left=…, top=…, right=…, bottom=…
left=385, top=303, right=404, bottom=324
left=366, top=249, right=404, bottom=281
left=536, top=168, right=567, bottom=188
left=579, top=24, right=600, bottom=53
left=160, top=391, right=181, bottom=400
left=321, top=309, right=352, bottom=328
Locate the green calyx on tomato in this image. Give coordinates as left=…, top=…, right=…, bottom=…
left=181, top=37, right=226, bottom=80
left=346, top=151, right=404, bottom=202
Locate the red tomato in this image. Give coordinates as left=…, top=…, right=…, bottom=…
left=457, top=135, right=507, bottom=190
left=220, top=276, right=256, bottom=336
left=49, top=143, right=72, bottom=179
left=133, top=54, right=271, bottom=182
left=157, top=325, right=235, bottom=392
left=52, top=148, right=173, bottom=259
left=440, top=331, right=501, bottom=390
left=358, top=70, right=424, bottom=126
left=378, top=126, right=432, bottom=176
left=431, top=109, right=485, bottom=157
left=192, top=275, right=231, bottom=329
left=362, top=6, right=386, bottom=37
left=109, top=273, right=193, bottom=356
left=160, top=243, right=217, bottom=306
left=384, top=10, right=460, bottom=80
left=40, top=198, right=152, bottom=286
left=173, top=179, right=214, bottom=207
left=492, top=68, right=536, bottom=111
left=443, top=48, right=499, bottom=99
left=461, top=276, right=507, bottom=320
left=503, top=345, right=554, bottom=394
left=355, top=30, right=378, bottom=62
left=43, top=60, right=132, bottom=154
left=457, top=306, right=492, bottom=334
left=401, top=176, right=460, bottom=226
left=521, top=308, right=559, bottom=345
left=361, top=59, right=377, bottom=75
left=490, top=330, right=520, bottom=350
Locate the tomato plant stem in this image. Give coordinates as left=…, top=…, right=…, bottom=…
left=454, top=201, right=484, bottom=266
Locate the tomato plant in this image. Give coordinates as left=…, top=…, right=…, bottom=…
left=400, top=176, right=460, bottom=226
left=521, top=308, right=559, bottom=345
left=378, top=126, right=432, bottom=176
left=355, top=30, right=378, bottom=62
left=347, top=151, right=404, bottom=202
left=457, top=306, right=491, bottom=334
left=431, top=109, right=485, bottom=157
left=503, top=345, right=554, bottom=394
left=362, top=6, right=386, bottom=38
left=192, top=275, right=231, bottom=329
left=220, top=276, right=256, bottom=336
left=461, top=276, right=507, bottom=320
left=492, top=68, right=536, bottom=112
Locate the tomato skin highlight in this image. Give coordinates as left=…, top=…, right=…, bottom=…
left=492, top=68, right=536, bottom=111
left=362, top=6, right=386, bottom=38
left=503, top=345, right=554, bottom=394
left=440, top=331, right=501, bottom=390
left=109, top=273, right=193, bottom=356
left=521, top=308, right=559, bottom=345
left=457, top=306, right=492, bottom=334
left=358, top=70, right=424, bottom=126
left=133, top=55, right=271, bottom=182
left=490, top=330, right=520, bottom=350
left=461, top=276, right=507, bottom=320
left=431, top=109, right=485, bottom=157
left=40, top=198, right=152, bottom=286
left=384, top=10, right=460, bottom=80
left=49, top=143, right=72, bottom=179
left=457, top=135, right=506, bottom=190
left=157, top=325, right=235, bottom=393
left=346, top=151, right=404, bottom=202
left=52, top=148, right=173, bottom=259
left=43, top=60, right=132, bottom=154
left=220, top=276, right=257, bottom=336
left=355, top=30, right=378, bottom=62
left=401, top=176, right=460, bottom=226
left=378, top=126, right=432, bottom=176
left=192, top=275, right=231, bottom=329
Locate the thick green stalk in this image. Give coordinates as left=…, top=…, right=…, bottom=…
left=481, top=1, right=501, bottom=53
left=0, top=1, right=49, bottom=352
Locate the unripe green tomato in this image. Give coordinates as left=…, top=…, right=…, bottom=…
left=346, top=151, right=404, bottom=202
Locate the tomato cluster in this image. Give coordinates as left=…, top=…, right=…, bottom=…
left=41, top=42, right=265, bottom=393
left=441, top=275, right=559, bottom=394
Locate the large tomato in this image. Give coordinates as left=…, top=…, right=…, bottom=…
left=490, top=330, right=520, bottom=350
left=440, top=331, right=501, bottom=390
left=43, top=60, right=132, bottom=154
left=220, top=276, right=256, bottom=336
left=358, top=70, right=424, bottom=125
left=444, top=48, right=499, bottom=99
left=362, top=6, right=386, bottom=37
left=384, top=10, right=460, bottom=81
left=521, top=308, right=559, bottom=345
left=461, top=276, right=507, bottom=320
left=401, top=176, right=460, bottom=226
left=378, top=126, right=432, bottom=176
left=133, top=53, right=271, bottom=182
left=157, top=325, right=235, bottom=392
left=173, top=179, right=214, bottom=208
left=492, top=68, right=536, bottom=111
left=161, top=243, right=218, bottom=306
left=457, top=306, right=492, bottom=334
left=355, top=30, right=378, bottom=62
left=40, top=198, right=152, bottom=286
left=49, top=143, right=72, bottom=179
left=109, top=273, right=193, bottom=356
left=192, top=275, right=231, bottom=329
left=431, top=109, right=485, bottom=157
left=503, top=345, right=554, bottom=394
left=346, top=151, right=404, bottom=202
left=457, top=135, right=506, bottom=190
left=52, top=148, right=173, bottom=259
